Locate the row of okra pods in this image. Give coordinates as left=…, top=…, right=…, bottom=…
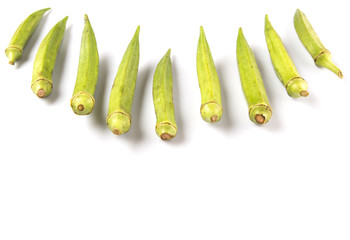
left=5, top=8, right=343, bottom=140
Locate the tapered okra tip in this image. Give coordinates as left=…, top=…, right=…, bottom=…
left=166, top=48, right=171, bottom=56
left=84, top=14, right=89, bottom=22
left=9, top=61, right=14, bottom=65
left=135, top=25, right=140, bottom=35
left=255, top=114, right=265, bottom=124
left=337, top=70, right=343, bottom=79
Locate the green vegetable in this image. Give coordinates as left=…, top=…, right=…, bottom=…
left=153, top=49, right=177, bottom=140
left=5, top=8, right=50, bottom=65
left=236, top=27, right=272, bottom=124
left=265, top=14, right=309, bottom=98
left=106, top=26, right=140, bottom=135
left=70, top=14, right=99, bottom=115
left=294, top=9, right=343, bottom=78
left=31, top=16, right=68, bottom=98
left=196, top=26, right=223, bottom=123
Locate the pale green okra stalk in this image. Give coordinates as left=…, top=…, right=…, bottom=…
left=106, top=26, right=140, bottom=135
left=153, top=49, right=177, bottom=140
left=70, top=14, right=99, bottom=115
left=5, top=8, right=50, bottom=65
left=236, top=28, right=272, bottom=124
left=196, top=26, right=223, bottom=123
left=294, top=9, right=343, bottom=78
left=265, top=14, right=309, bottom=98
left=31, top=16, right=68, bottom=98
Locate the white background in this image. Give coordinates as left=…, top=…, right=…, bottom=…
left=0, top=0, right=349, bottom=239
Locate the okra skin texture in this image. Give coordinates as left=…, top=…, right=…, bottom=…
left=106, top=26, right=140, bottom=135
left=70, top=14, right=99, bottom=115
left=236, top=28, right=272, bottom=125
left=265, top=15, right=309, bottom=98
left=5, top=8, right=50, bottom=65
left=294, top=9, right=343, bottom=78
left=153, top=49, right=177, bottom=140
left=196, top=26, right=223, bottom=123
left=31, top=16, right=68, bottom=98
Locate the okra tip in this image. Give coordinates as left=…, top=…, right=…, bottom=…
left=286, top=77, right=309, bottom=98
left=200, top=101, right=223, bottom=123
left=70, top=92, right=95, bottom=115
left=249, top=104, right=272, bottom=124
left=156, top=122, right=177, bottom=141
left=31, top=79, right=52, bottom=98
left=106, top=111, right=132, bottom=135
left=84, top=14, right=89, bottom=22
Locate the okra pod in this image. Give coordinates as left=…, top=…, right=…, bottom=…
left=31, top=16, right=68, bottom=98
left=70, top=14, right=99, bottom=115
left=294, top=9, right=343, bottom=78
left=236, top=28, right=272, bottom=124
left=265, top=14, right=309, bottom=98
left=196, top=26, right=223, bottom=123
left=153, top=49, right=177, bottom=140
left=106, top=26, right=140, bottom=135
left=5, top=8, right=50, bottom=65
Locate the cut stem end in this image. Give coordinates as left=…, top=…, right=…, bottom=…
left=210, top=115, right=218, bottom=123
left=255, top=114, right=265, bottom=124
left=113, top=129, right=121, bottom=135
left=77, top=104, right=84, bottom=111
left=37, top=89, right=46, bottom=98
left=9, top=61, right=14, bottom=65
left=160, top=133, right=173, bottom=141
left=300, top=90, right=309, bottom=97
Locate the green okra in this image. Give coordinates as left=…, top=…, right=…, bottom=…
left=5, top=8, right=50, bottom=65
left=265, top=14, right=309, bottom=98
left=294, top=9, right=343, bottom=78
left=70, top=14, right=99, bottom=115
left=153, top=49, right=177, bottom=140
left=236, top=28, right=272, bottom=125
left=31, top=16, right=68, bottom=98
left=196, top=26, right=223, bottom=123
left=106, top=26, right=140, bottom=135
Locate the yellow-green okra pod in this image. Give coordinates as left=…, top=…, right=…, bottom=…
left=70, top=14, right=99, bottom=115
left=5, top=8, right=50, bottom=65
left=31, top=16, right=68, bottom=98
left=153, top=49, right=177, bottom=140
left=236, top=28, right=272, bottom=125
left=196, top=26, right=223, bottom=123
left=294, top=9, right=343, bottom=78
left=106, top=26, right=140, bottom=135
left=265, top=14, right=309, bottom=98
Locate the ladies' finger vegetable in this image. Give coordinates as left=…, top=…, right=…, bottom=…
left=31, top=16, right=68, bottom=98
left=196, top=26, right=223, bottom=123
left=106, top=26, right=140, bottom=135
left=153, top=49, right=177, bottom=140
left=5, top=8, right=50, bottom=65
left=70, top=14, right=99, bottom=115
left=237, top=27, right=272, bottom=124
left=294, top=9, right=343, bottom=78
left=265, top=14, right=309, bottom=98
